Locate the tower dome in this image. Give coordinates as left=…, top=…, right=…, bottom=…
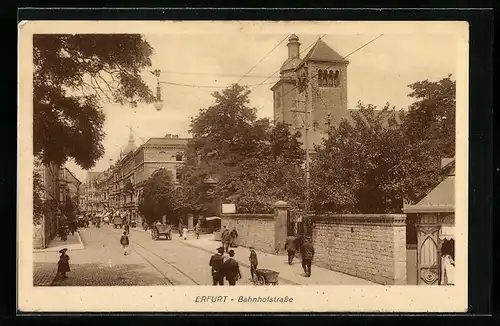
left=280, top=34, right=302, bottom=77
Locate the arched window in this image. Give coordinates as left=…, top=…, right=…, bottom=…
left=327, top=70, right=334, bottom=87
left=334, top=70, right=340, bottom=87
left=318, top=70, right=324, bottom=87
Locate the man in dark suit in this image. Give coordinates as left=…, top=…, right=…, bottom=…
left=300, top=237, right=315, bottom=277
left=222, top=250, right=242, bottom=286
left=284, top=234, right=297, bottom=265
left=209, top=246, right=225, bottom=285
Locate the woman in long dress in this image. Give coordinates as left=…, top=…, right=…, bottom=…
left=440, top=254, right=455, bottom=285
left=182, top=227, right=188, bottom=240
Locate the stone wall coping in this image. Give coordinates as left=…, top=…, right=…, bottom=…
left=221, top=214, right=274, bottom=220
left=311, top=214, right=406, bottom=226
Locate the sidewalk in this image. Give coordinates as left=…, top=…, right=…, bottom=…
left=181, top=234, right=377, bottom=285
left=34, top=230, right=85, bottom=253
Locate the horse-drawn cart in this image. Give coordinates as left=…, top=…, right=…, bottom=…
left=253, top=269, right=279, bottom=285
left=151, top=223, right=172, bottom=240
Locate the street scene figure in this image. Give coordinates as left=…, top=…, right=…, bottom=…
left=120, top=231, right=130, bottom=256
left=249, top=246, right=258, bottom=281
left=285, top=234, right=297, bottom=265
left=182, top=226, right=188, bottom=240
left=209, top=247, right=225, bottom=285
left=194, top=223, right=201, bottom=239
left=300, top=238, right=315, bottom=277
left=229, top=228, right=238, bottom=248
left=223, top=250, right=242, bottom=286
left=57, top=248, right=70, bottom=279
left=221, top=227, right=230, bottom=253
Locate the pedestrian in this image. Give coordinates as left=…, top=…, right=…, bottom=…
left=229, top=228, right=238, bottom=248
left=178, top=220, right=183, bottom=237
left=300, top=237, right=315, bottom=277
left=194, top=223, right=201, bottom=239
left=124, top=223, right=130, bottom=235
left=221, top=226, right=230, bottom=253
left=222, top=250, right=242, bottom=286
left=182, top=226, right=188, bottom=240
left=209, top=246, right=225, bottom=286
left=284, top=234, right=297, bottom=265
left=57, top=248, right=70, bottom=279
left=120, top=231, right=130, bottom=256
left=58, top=225, right=67, bottom=241
left=248, top=246, right=258, bottom=281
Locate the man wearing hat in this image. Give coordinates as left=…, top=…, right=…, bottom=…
left=57, top=248, right=70, bottom=279
left=209, top=246, right=225, bottom=285
left=222, top=250, right=242, bottom=286
left=299, top=237, right=315, bottom=277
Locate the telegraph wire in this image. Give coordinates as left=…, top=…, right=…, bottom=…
left=236, top=34, right=291, bottom=84
left=249, top=34, right=327, bottom=92
left=281, top=34, right=385, bottom=99
left=143, top=70, right=279, bottom=79
left=159, top=80, right=276, bottom=89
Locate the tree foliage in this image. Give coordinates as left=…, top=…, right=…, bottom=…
left=310, top=76, right=456, bottom=214
left=33, top=34, right=155, bottom=169
left=138, top=168, right=177, bottom=224
left=178, top=84, right=305, bottom=214
left=33, top=164, right=45, bottom=225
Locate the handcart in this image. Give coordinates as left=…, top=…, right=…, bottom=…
left=253, top=269, right=279, bottom=285
left=151, top=224, right=172, bottom=240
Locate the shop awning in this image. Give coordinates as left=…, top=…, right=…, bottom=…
left=205, top=216, right=221, bottom=221
left=440, top=225, right=455, bottom=240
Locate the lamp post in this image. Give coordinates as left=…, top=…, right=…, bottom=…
left=151, top=69, right=164, bottom=111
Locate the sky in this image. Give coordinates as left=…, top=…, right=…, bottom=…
left=65, top=28, right=458, bottom=183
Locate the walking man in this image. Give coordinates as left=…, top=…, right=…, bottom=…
left=223, top=250, right=242, bottom=286
left=221, top=226, right=230, bottom=253
left=300, top=237, right=315, bottom=277
left=120, top=231, right=130, bottom=256
left=209, top=246, right=225, bottom=285
left=284, top=234, right=297, bottom=265
left=194, top=223, right=201, bottom=239
left=248, top=247, right=258, bottom=281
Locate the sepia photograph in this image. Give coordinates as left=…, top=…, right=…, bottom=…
left=18, top=20, right=468, bottom=312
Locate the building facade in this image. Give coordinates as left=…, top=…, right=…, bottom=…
left=91, top=131, right=189, bottom=225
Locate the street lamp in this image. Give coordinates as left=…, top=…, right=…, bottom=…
left=151, top=69, right=164, bottom=111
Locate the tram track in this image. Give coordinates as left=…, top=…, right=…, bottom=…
left=103, top=226, right=200, bottom=285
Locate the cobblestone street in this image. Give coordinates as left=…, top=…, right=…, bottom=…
left=33, top=225, right=276, bottom=286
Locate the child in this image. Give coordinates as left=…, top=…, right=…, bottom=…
left=120, top=231, right=130, bottom=255
left=249, top=247, right=258, bottom=281
left=57, top=248, right=70, bottom=279
left=182, top=226, right=188, bottom=240
left=194, top=223, right=201, bottom=239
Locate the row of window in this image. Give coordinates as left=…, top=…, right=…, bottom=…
left=318, top=69, right=340, bottom=88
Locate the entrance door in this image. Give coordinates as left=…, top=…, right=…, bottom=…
left=417, top=225, right=441, bottom=285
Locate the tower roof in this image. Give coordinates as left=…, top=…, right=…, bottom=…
left=303, top=38, right=349, bottom=63
left=123, top=126, right=137, bottom=155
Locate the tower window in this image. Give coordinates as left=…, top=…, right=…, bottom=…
left=327, top=70, right=334, bottom=87
left=175, top=153, right=183, bottom=161
left=334, top=70, right=340, bottom=87
left=176, top=170, right=181, bottom=180
left=318, top=70, right=325, bottom=87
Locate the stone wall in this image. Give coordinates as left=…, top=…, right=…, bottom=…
left=221, top=214, right=275, bottom=254
left=311, top=214, right=407, bottom=285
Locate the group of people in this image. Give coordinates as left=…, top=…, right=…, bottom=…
left=209, top=246, right=246, bottom=286
left=221, top=226, right=239, bottom=253
left=285, top=234, right=315, bottom=277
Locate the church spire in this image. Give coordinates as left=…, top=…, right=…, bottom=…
left=123, top=123, right=137, bottom=155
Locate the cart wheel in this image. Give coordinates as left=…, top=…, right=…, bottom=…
left=257, top=275, right=266, bottom=285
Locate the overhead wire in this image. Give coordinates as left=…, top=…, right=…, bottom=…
left=159, top=80, right=276, bottom=89
left=236, top=34, right=291, bottom=84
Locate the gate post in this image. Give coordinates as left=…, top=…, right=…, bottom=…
left=273, top=201, right=290, bottom=255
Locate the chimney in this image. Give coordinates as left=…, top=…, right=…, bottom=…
left=287, top=34, right=300, bottom=59
left=165, top=134, right=171, bottom=138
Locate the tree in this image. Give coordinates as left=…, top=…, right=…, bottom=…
left=178, top=84, right=305, bottom=214
left=33, top=166, right=45, bottom=225
left=33, top=34, right=155, bottom=169
left=138, top=168, right=177, bottom=225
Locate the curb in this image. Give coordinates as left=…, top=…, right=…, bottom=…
left=33, top=231, right=85, bottom=253
left=179, top=240, right=300, bottom=285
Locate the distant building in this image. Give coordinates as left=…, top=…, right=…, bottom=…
left=92, top=129, right=190, bottom=225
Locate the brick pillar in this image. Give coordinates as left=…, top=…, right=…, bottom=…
left=391, top=215, right=408, bottom=285
left=188, top=214, right=194, bottom=230
left=273, top=201, right=290, bottom=254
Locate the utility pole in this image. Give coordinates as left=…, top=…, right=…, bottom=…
left=291, top=68, right=311, bottom=212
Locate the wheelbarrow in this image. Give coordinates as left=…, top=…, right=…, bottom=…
left=253, top=269, right=279, bottom=285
